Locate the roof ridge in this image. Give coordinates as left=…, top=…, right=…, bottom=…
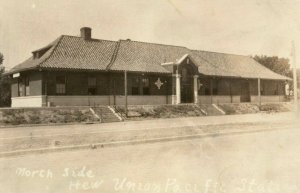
left=106, top=40, right=121, bottom=70
left=192, top=49, right=250, bottom=58
left=61, top=34, right=118, bottom=43
left=38, top=35, right=64, bottom=68
left=119, top=39, right=189, bottom=49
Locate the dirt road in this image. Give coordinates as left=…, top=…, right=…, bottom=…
left=0, top=119, right=299, bottom=193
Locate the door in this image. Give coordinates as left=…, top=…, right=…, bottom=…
left=240, top=81, right=250, bottom=102
left=181, top=84, right=193, bottom=103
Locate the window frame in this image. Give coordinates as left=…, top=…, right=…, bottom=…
left=55, top=75, right=66, bottom=95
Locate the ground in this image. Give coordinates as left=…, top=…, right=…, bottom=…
left=0, top=112, right=299, bottom=193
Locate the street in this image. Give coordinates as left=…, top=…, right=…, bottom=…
left=0, top=119, right=299, bottom=193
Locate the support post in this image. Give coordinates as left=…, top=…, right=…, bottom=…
left=193, top=75, right=199, bottom=104
left=124, top=70, right=128, bottom=117
left=292, top=41, right=298, bottom=112
left=176, top=74, right=181, bottom=104
left=45, top=71, right=49, bottom=107
left=258, top=78, right=261, bottom=106
left=210, top=78, right=213, bottom=104
left=229, top=79, right=233, bottom=103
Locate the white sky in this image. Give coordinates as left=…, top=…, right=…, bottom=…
left=1, top=0, right=300, bottom=70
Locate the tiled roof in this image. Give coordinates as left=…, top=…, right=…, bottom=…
left=8, top=35, right=290, bottom=80
left=8, top=36, right=62, bottom=73
left=41, top=36, right=117, bottom=70
left=190, top=50, right=289, bottom=80
left=110, top=40, right=189, bottom=73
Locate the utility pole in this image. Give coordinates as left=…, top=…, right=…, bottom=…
left=292, top=41, right=298, bottom=112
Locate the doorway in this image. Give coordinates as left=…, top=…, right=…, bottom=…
left=180, top=66, right=193, bottom=103
left=181, top=83, right=193, bottom=103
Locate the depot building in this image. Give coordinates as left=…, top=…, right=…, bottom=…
left=7, top=27, right=290, bottom=107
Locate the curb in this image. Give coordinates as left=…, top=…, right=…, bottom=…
left=0, top=121, right=102, bottom=129
left=0, top=125, right=293, bottom=158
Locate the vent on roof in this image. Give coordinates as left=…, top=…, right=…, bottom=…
left=80, top=27, right=92, bottom=40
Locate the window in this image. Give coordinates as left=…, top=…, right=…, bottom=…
left=131, top=77, right=140, bottom=95
left=25, top=76, right=30, bottom=96
left=142, top=77, right=150, bottom=95
left=88, top=76, right=97, bottom=95
left=56, top=76, right=66, bottom=94
left=131, top=76, right=151, bottom=95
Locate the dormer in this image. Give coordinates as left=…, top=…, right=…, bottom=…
left=32, top=45, right=52, bottom=59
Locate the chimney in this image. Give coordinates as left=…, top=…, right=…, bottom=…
left=80, top=27, right=92, bottom=40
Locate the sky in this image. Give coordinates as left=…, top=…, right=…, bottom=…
left=1, top=0, right=300, bottom=70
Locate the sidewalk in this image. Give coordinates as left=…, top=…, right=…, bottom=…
left=0, top=112, right=298, bottom=157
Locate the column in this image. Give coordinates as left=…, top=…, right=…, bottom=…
left=176, top=74, right=181, bottom=104
left=193, top=75, right=199, bottom=104
left=258, top=78, right=261, bottom=106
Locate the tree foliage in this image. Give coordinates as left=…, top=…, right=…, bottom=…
left=252, top=55, right=292, bottom=77
left=0, top=53, right=11, bottom=107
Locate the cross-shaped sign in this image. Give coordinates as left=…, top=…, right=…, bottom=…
left=155, top=78, right=164, bottom=89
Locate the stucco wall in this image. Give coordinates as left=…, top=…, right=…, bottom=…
left=46, top=95, right=172, bottom=106
left=198, top=95, right=240, bottom=104
left=11, top=96, right=45, bottom=107
left=111, top=95, right=171, bottom=105
left=251, top=95, right=285, bottom=103
left=47, top=96, right=110, bottom=106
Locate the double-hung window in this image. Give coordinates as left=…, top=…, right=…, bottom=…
left=142, top=77, right=150, bottom=95
left=56, top=76, right=66, bottom=94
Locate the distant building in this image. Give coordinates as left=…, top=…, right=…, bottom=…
left=7, top=27, right=291, bottom=107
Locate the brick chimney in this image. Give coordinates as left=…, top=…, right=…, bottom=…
left=80, top=27, right=92, bottom=40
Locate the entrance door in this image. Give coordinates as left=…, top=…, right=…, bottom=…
left=181, top=84, right=193, bottom=103
left=240, top=81, right=250, bottom=102
left=180, top=66, right=193, bottom=103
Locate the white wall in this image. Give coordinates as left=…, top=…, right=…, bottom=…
left=251, top=95, right=285, bottom=103
left=47, top=96, right=110, bottom=106
left=11, top=96, right=45, bottom=107
left=198, top=95, right=240, bottom=104
left=111, top=95, right=171, bottom=105
left=47, top=95, right=172, bottom=106
left=10, top=95, right=286, bottom=107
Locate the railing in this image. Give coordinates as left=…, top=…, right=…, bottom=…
left=111, top=105, right=127, bottom=120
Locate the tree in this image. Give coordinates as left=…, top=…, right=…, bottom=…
left=0, top=53, right=11, bottom=107
left=252, top=55, right=292, bottom=77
